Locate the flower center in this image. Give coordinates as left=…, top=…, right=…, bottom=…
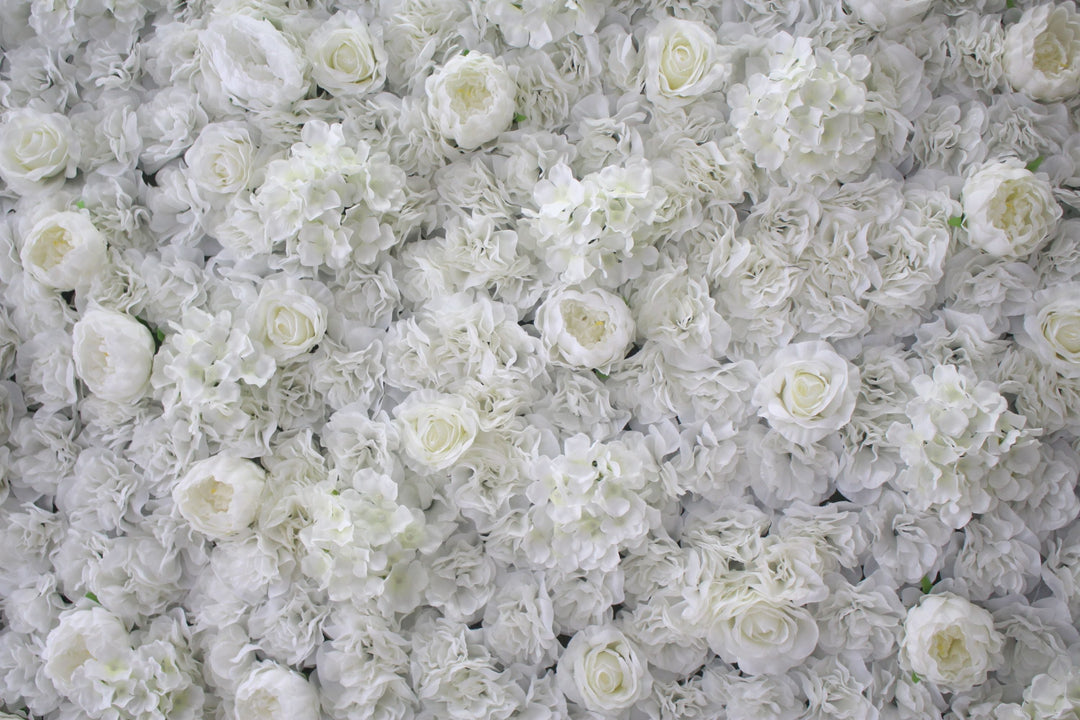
left=561, top=299, right=610, bottom=347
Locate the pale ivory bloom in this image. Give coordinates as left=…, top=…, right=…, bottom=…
left=1020, top=283, right=1080, bottom=378
left=0, top=108, right=78, bottom=194
left=642, top=18, right=726, bottom=106
left=308, top=12, right=386, bottom=97
left=426, top=52, right=516, bottom=150
left=184, top=122, right=256, bottom=196
left=20, top=211, right=108, bottom=290
left=536, top=287, right=635, bottom=372
left=900, top=593, right=1004, bottom=692
left=752, top=341, right=859, bottom=445
left=961, top=160, right=1061, bottom=260
left=172, top=455, right=267, bottom=539
left=1004, top=3, right=1080, bottom=102
left=556, top=625, right=652, bottom=713
left=235, top=662, right=320, bottom=720
left=249, top=283, right=328, bottom=361
left=42, top=607, right=134, bottom=712
left=394, top=390, right=480, bottom=471
left=199, top=14, right=307, bottom=112
left=72, top=308, right=156, bottom=404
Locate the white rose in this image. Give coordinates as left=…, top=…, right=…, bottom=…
left=537, top=288, right=635, bottom=372
left=643, top=18, right=726, bottom=106
left=426, top=52, right=516, bottom=150
left=199, top=14, right=307, bottom=112
left=1021, top=283, right=1080, bottom=378
left=72, top=308, right=155, bottom=404
left=235, top=662, right=320, bottom=720
left=172, top=455, right=266, bottom=540
left=752, top=341, right=859, bottom=445
left=900, top=593, right=1004, bottom=692
left=20, top=211, right=108, bottom=290
left=688, top=578, right=819, bottom=676
left=184, top=122, right=255, bottom=197
left=556, top=625, right=652, bottom=713
left=394, top=390, right=480, bottom=471
left=249, top=283, right=327, bottom=361
left=961, top=160, right=1061, bottom=260
left=308, top=12, right=386, bottom=97
left=1004, top=3, right=1080, bottom=102
left=0, top=109, right=78, bottom=195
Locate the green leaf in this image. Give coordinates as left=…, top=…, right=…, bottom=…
left=594, top=369, right=609, bottom=381
left=911, top=671, right=921, bottom=684
left=1006, top=0, right=1015, bottom=7
left=85, top=591, right=99, bottom=604
left=920, top=575, right=933, bottom=594
left=75, top=200, right=86, bottom=209
left=1026, top=156, right=1045, bottom=172
left=947, top=215, right=964, bottom=228
left=153, top=328, right=165, bottom=348
left=513, top=112, right=527, bottom=123
left=461, top=48, right=470, bottom=56
left=330, top=489, right=340, bottom=496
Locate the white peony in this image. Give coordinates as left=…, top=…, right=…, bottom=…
left=72, top=308, right=156, bottom=404
left=184, top=121, right=256, bottom=197
left=900, top=593, right=1004, bottom=693
left=394, top=390, right=480, bottom=471
left=961, top=159, right=1061, bottom=260
left=235, top=662, right=320, bottom=720
left=172, top=454, right=267, bottom=540
left=20, top=211, right=108, bottom=290
left=308, top=12, right=386, bottom=97
left=0, top=108, right=78, bottom=195
left=426, top=52, right=516, bottom=150
left=536, top=287, right=635, bottom=372
left=556, top=625, right=652, bottom=713
left=642, top=18, right=726, bottom=106
left=753, top=341, right=859, bottom=445
left=42, top=607, right=135, bottom=715
left=199, top=14, right=308, bottom=112
left=1004, top=3, right=1080, bottom=102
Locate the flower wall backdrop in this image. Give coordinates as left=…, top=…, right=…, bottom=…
left=0, top=0, right=1080, bottom=719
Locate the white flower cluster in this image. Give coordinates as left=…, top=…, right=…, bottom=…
left=1, top=1, right=1080, bottom=720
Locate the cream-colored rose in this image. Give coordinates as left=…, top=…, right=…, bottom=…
left=249, top=284, right=327, bottom=361
left=900, top=593, right=1003, bottom=692
left=1004, top=3, right=1080, bottom=102
left=172, top=455, right=266, bottom=539
left=20, top=211, right=108, bottom=290
left=427, top=52, right=516, bottom=150
left=308, top=12, right=386, bottom=97
left=184, top=121, right=255, bottom=196
left=235, top=662, right=319, bottom=720
left=72, top=308, right=156, bottom=404
left=1020, top=283, right=1080, bottom=378
left=0, top=109, right=78, bottom=194
left=752, top=340, right=859, bottom=445
left=394, top=390, right=480, bottom=471
left=961, top=160, right=1061, bottom=260
left=556, top=625, right=652, bottom=713
left=643, top=18, right=726, bottom=106
left=536, top=288, right=635, bottom=372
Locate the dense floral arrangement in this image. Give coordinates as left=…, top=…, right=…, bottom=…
left=2, top=0, right=1080, bottom=718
